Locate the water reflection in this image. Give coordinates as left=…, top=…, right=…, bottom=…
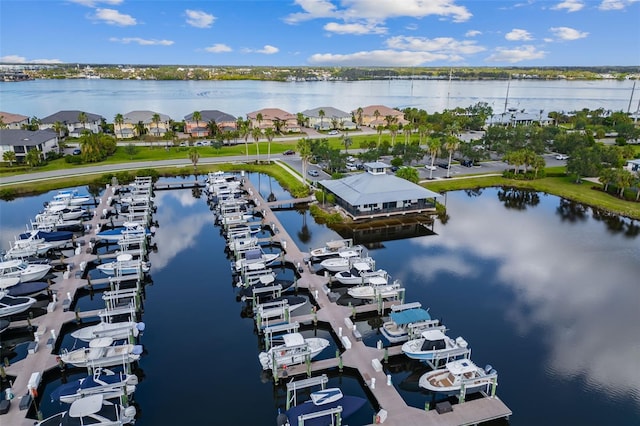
left=496, top=187, right=540, bottom=210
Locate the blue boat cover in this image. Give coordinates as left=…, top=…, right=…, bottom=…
left=285, top=395, right=366, bottom=426
left=389, top=308, right=431, bottom=326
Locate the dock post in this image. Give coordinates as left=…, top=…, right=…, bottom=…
left=338, top=354, right=343, bottom=373
left=75, top=310, right=81, bottom=323
left=424, top=401, right=430, bottom=411
left=384, top=348, right=388, bottom=364
left=306, top=354, right=311, bottom=377
left=458, top=382, right=466, bottom=404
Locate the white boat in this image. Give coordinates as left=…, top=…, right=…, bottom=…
left=379, top=303, right=445, bottom=343
left=418, top=359, right=498, bottom=396
left=43, top=203, right=86, bottom=220
left=227, top=235, right=259, bottom=252
left=31, top=213, right=83, bottom=232
left=347, top=277, right=403, bottom=300
left=96, top=222, right=151, bottom=242
left=401, top=329, right=470, bottom=362
left=0, top=259, right=52, bottom=283
left=309, top=239, right=352, bottom=259
left=71, top=320, right=146, bottom=342
left=334, top=262, right=388, bottom=285
left=0, top=290, right=37, bottom=318
left=50, top=368, right=139, bottom=404
left=50, top=189, right=92, bottom=206
left=96, top=254, right=151, bottom=276
left=35, top=394, right=136, bottom=426
left=0, top=276, right=21, bottom=290
left=234, top=247, right=280, bottom=272
left=319, top=249, right=368, bottom=273
left=60, top=337, right=143, bottom=368
left=278, top=387, right=367, bottom=426
left=4, top=237, right=54, bottom=259
left=258, top=332, right=330, bottom=370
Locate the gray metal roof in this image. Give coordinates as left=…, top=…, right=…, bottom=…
left=0, top=129, right=57, bottom=146
left=300, top=107, right=351, bottom=119
left=123, top=110, right=171, bottom=124
left=40, top=110, right=103, bottom=124
left=184, top=110, right=236, bottom=122
left=320, top=172, right=441, bottom=205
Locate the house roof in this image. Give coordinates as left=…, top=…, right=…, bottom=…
left=355, top=105, right=404, bottom=117
left=0, top=112, right=29, bottom=124
left=0, top=129, right=57, bottom=146
left=40, top=110, right=103, bottom=124
left=123, top=110, right=171, bottom=124
left=320, top=171, right=441, bottom=206
left=247, top=108, right=296, bottom=121
left=300, top=107, right=351, bottom=119
left=184, top=110, right=236, bottom=123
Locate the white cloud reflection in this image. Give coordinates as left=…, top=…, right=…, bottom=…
left=407, top=193, right=640, bottom=403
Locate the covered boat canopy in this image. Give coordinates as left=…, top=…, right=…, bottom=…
left=421, top=329, right=446, bottom=341
left=69, top=394, right=104, bottom=417
left=389, top=308, right=431, bottom=326
left=368, top=276, right=388, bottom=286
left=282, top=333, right=305, bottom=347
left=446, top=359, right=479, bottom=375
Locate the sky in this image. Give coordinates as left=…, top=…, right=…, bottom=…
left=1, top=0, right=639, bottom=67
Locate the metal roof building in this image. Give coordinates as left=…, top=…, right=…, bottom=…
left=319, top=162, right=441, bottom=220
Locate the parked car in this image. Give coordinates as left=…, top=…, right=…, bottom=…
left=461, top=159, right=474, bottom=167
left=328, top=130, right=339, bottom=135
left=307, top=169, right=320, bottom=177
left=283, top=149, right=295, bottom=155
left=424, top=164, right=437, bottom=171
left=72, top=149, right=81, bottom=155
left=437, top=162, right=449, bottom=169
left=555, top=154, right=569, bottom=160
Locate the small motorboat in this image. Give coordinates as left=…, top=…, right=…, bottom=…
left=0, top=290, right=37, bottom=318
left=50, top=368, right=139, bottom=404
left=59, top=337, right=143, bottom=368
left=319, top=250, right=368, bottom=273
left=0, top=259, right=52, bottom=283
left=35, top=394, right=136, bottom=426
left=258, top=332, right=329, bottom=370
left=71, top=320, right=146, bottom=343
left=401, top=329, right=470, bottom=361
left=346, top=276, right=402, bottom=300
left=96, top=254, right=151, bottom=276
left=418, top=359, right=498, bottom=396
left=309, top=239, right=353, bottom=259
left=6, top=281, right=49, bottom=297
left=334, top=262, right=387, bottom=286
left=96, top=222, right=151, bottom=242
left=379, top=302, right=444, bottom=343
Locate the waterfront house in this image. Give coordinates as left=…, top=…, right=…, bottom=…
left=40, top=110, right=104, bottom=137
left=118, top=110, right=172, bottom=139
left=0, top=111, right=30, bottom=129
left=319, top=161, right=441, bottom=220
left=0, top=129, right=58, bottom=162
left=485, top=108, right=553, bottom=127
left=625, top=159, right=640, bottom=172
left=184, top=110, right=237, bottom=137
left=300, top=107, right=356, bottom=131
left=247, top=108, right=300, bottom=133
left=353, top=105, right=407, bottom=128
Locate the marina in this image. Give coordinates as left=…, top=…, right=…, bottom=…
left=0, top=171, right=638, bottom=425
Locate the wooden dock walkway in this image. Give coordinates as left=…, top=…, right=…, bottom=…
left=241, top=179, right=512, bottom=426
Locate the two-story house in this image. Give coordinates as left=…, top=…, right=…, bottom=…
left=0, top=129, right=58, bottom=162
left=40, top=110, right=104, bottom=137
left=246, top=108, right=300, bottom=133
left=116, top=110, right=172, bottom=139
left=353, top=105, right=407, bottom=128
left=0, top=111, right=30, bottom=129
left=300, top=107, right=356, bottom=131
left=184, top=110, right=237, bottom=137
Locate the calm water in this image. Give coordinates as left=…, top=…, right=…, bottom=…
left=1, top=176, right=639, bottom=425
left=0, top=78, right=634, bottom=121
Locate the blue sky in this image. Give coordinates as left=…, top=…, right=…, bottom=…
left=1, top=0, right=639, bottom=66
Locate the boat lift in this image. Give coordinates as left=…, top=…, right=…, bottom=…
left=263, top=321, right=300, bottom=350
left=282, top=374, right=345, bottom=425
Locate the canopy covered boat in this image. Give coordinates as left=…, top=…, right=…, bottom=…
left=258, top=332, right=330, bottom=370
left=334, top=261, right=387, bottom=286
left=319, top=249, right=368, bottom=273
left=96, top=222, right=151, bottom=242
left=50, top=368, right=139, bottom=404
left=71, top=320, right=145, bottom=343
left=35, top=394, right=136, bottom=426
left=7, top=280, right=49, bottom=297
left=96, top=254, right=151, bottom=276
left=3, top=237, right=54, bottom=259
left=380, top=303, right=445, bottom=343
left=0, top=259, right=52, bottom=283
left=309, top=239, right=353, bottom=260
left=418, top=359, right=498, bottom=396
left=234, top=247, right=280, bottom=272
left=346, top=276, right=402, bottom=300
left=19, top=229, right=75, bottom=244
left=278, top=387, right=367, bottom=426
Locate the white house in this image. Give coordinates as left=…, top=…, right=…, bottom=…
left=0, top=129, right=58, bottom=162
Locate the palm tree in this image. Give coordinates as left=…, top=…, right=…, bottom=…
left=252, top=127, right=262, bottom=162
left=356, top=107, right=364, bottom=127
left=389, top=123, right=399, bottom=146
left=25, top=149, right=42, bottom=168
left=373, top=109, right=380, bottom=126
left=255, top=112, right=263, bottom=130
left=376, top=125, right=384, bottom=144
left=427, top=137, right=442, bottom=179
left=135, top=121, right=146, bottom=140
left=78, top=111, right=87, bottom=132
left=151, top=113, right=161, bottom=147
left=297, top=138, right=312, bottom=185
left=239, top=119, right=250, bottom=159
left=3, top=150, right=16, bottom=166
left=0, top=116, right=6, bottom=129
left=114, top=113, right=124, bottom=139
left=188, top=147, right=200, bottom=172
left=52, top=121, right=65, bottom=139
left=264, top=127, right=275, bottom=162
left=192, top=111, right=202, bottom=136
left=318, top=109, right=325, bottom=130
left=403, top=123, right=413, bottom=144
left=444, top=136, right=460, bottom=178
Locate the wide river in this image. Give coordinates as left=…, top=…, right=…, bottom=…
left=1, top=176, right=639, bottom=426
left=1, top=78, right=636, bottom=121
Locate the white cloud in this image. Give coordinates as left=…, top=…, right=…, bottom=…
left=551, top=0, right=585, bottom=12
left=386, top=36, right=485, bottom=55
left=598, top=0, right=637, bottom=10
left=308, top=49, right=458, bottom=66
left=244, top=45, right=279, bottom=54
left=486, top=45, right=546, bottom=63
left=0, top=55, right=62, bottom=64
left=185, top=9, right=216, bottom=28
left=204, top=43, right=232, bottom=53
left=109, top=37, right=174, bottom=46
left=550, top=26, right=589, bottom=40
left=286, top=0, right=472, bottom=24
left=324, top=21, right=387, bottom=35
left=405, top=23, right=418, bottom=31
left=465, top=30, right=481, bottom=37
left=93, top=8, right=136, bottom=26
left=505, top=28, right=533, bottom=41
left=69, top=0, right=123, bottom=7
